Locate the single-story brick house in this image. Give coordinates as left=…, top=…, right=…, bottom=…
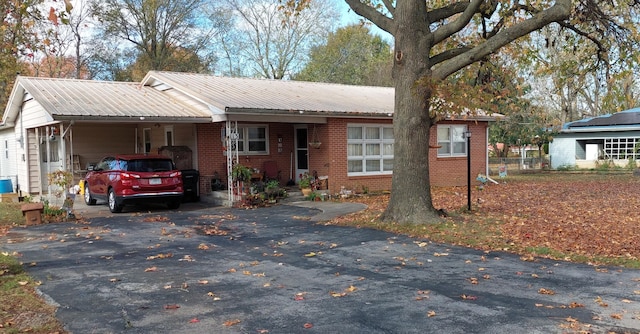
left=549, top=108, right=640, bottom=169
left=0, top=71, right=497, bottom=204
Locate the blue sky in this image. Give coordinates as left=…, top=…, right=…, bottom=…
left=337, top=0, right=394, bottom=43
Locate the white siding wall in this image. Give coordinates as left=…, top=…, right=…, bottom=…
left=549, top=137, right=576, bottom=169
left=0, top=127, right=18, bottom=191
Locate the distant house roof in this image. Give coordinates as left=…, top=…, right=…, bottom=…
left=562, top=108, right=640, bottom=132
left=141, top=71, right=395, bottom=117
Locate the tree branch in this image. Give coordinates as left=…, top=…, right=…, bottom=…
left=432, top=0, right=572, bottom=80
left=344, top=0, right=394, bottom=35
left=427, top=2, right=468, bottom=24
left=432, top=0, right=483, bottom=45
left=429, top=47, right=472, bottom=65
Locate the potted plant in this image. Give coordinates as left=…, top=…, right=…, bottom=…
left=232, top=164, right=252, bottom=182
left=299, top=172, right=314, bottom=196
left=264, top=179, right=280, bottom=203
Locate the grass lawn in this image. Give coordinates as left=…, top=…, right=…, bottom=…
left=0, top=202, right=66, bottom=333
left=328, top=172, right=640, bottom=268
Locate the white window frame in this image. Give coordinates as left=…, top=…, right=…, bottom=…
left=222, top=124, right=269, bottom=155
left=437, top=125, right=468, bottom=157
left=347, top=124, right=394, bottom=176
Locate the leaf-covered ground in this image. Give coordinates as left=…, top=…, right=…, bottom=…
left=328, top=173, right=640, bottom=267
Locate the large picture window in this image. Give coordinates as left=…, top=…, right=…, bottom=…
left=223, top=125, right=268, bottom=154
left=437, top=125, right=467, bottom=157
left=347, top=124, right=393, bottom=175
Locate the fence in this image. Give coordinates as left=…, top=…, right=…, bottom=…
left=488, top=157, right=549, bottom=177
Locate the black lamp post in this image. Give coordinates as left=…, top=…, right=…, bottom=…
left=465, top=130, right=472, bottom=211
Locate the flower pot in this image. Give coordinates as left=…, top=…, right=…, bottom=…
left=301, top=188, right=312, bottom=196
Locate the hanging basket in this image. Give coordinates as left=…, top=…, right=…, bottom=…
left=309, top=141, right=322, bottom=149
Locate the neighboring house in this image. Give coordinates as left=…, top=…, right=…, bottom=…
left=550, top=108, right=640, bottom=169
left=0, top=71, right=497, bottom=204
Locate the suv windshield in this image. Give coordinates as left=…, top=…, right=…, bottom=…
left=124, top=159, right=175, bottom=172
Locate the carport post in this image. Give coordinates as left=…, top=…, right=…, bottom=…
left=465, top=130, right=472, bottom=211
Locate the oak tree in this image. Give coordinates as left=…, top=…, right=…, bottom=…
left=342, top=0, right=636, bottom=223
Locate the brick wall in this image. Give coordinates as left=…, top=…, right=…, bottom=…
left=196, top=119, right=489, bottom=194
left=428, top=121, right=488, bottom=187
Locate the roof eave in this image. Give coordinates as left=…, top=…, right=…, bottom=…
left=53, top=115, right=214, bottom=123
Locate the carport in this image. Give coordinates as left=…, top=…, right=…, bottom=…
left=0, top=77, right=212, bottom=200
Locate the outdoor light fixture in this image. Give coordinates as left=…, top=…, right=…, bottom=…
left=465, top=130, right=472, bottom=211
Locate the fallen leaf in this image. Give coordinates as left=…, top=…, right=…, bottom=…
left=198, top=280, right=209, bottom=285
left=303, top=323, right=313, bottom=329
left=189, top=318, right=200, bottom=323
left=18, top=281, right=28, bottom=286
left=538, top=288, right=555, bottom=295
left=595, top=296, right=608, bottom=307
left=223, top=319, right=241, bottom=326
left=304, top=252, right=316, bottom=257
left=611, top=314, right=623, bottom=320
left=427, top=310, right=436, bottom=317
left=145, top=266, right=157, bottom=272
left=460, top=294, right=478, bottom=300
left=164, top=304, right=180, bottom=310
left=330, top=291, right=347, bottom=297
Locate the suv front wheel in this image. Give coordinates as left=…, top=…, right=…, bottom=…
left=108, top=188, right=123, bottom=213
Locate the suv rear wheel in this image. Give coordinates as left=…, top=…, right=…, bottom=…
left=84, top=183, right=97, bottom=205
left=108, top=188, right=123, bottom=213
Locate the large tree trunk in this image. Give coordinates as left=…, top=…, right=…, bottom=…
left=380, top=1, right=440, bottom=224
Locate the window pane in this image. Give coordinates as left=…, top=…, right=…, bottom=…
left=437, top=127, right=450, bottom=141
left=249, top=141, right=266, bottom=152
left=347, top=127, right=362, bottom=139
left=382, top=127, right=393, bottom=139
left=453, top=142, right=466, bottom=154
left=438, top=144, right=450, bottom=155
left=248, top=127, right=265, bottom=139
left=347, top=144, right=362, bottom=156
left=383, top=159, right=393, bottom=171
left=365, top=127, right=380, bottom=139
left=348, top=160, right=362, bottom=172
left=365, top=159, right=380, bottom=172
left=383, top=143, right=394, bottom=155
left=452, top=126, right=465, bottom=142
left=366, top=143, right=380, bottom=155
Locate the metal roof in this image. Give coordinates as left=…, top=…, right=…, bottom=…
left=11, top=76, right=213, bottom=122
left=141, top=71, right=395, bottom=117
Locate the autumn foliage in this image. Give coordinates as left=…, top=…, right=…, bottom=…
left=329, top=173, right=640, bottom=266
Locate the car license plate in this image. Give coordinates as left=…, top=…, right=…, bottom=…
left=149, top=178, right=161, bottom=185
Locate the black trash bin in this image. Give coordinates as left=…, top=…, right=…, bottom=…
left=181, top=169, right=200, bottom=202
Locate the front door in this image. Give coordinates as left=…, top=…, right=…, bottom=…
left=40, top=133, right=64, bottom=193
left=294, top=125, right=308, bottom=182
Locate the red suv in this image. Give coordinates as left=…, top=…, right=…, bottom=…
left=84, top=154, right=184, bottom=213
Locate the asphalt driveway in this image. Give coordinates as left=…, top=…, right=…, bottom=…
left=3, top=202, right=640, bottom=333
